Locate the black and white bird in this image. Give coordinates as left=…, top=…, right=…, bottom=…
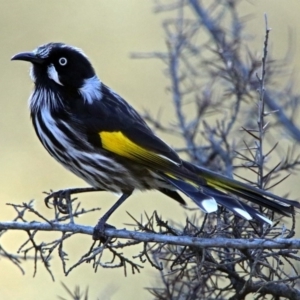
left=11, top=43, right=300, bottom=238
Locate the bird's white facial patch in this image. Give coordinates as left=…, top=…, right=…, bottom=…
left=29, top=66, right=36, bottom=82
left=47, top=64, right=63, bottom=86
left=79, top=76, right=102, bottom=104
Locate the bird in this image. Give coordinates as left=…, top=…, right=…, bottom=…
left=11, top=42, right=300, bottom=239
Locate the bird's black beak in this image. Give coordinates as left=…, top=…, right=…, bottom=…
left=11, top=51, right=44, bottom=64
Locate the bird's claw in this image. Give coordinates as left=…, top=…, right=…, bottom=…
left=93, top=220, right=115, bottom=243
left=44, top=189, right=71, bottom=214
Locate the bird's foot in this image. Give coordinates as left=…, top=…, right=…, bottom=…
left=93, top=219, right=115, bottom=243
left=44, top=189, right=73, bottom=214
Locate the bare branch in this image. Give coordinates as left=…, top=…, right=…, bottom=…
left=1, top=220, right=300, bottom=250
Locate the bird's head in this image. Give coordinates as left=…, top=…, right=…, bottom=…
left=11, top=43, right=96, bottom=89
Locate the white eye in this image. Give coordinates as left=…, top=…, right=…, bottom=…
left=59, top=57, right=67, bottom=66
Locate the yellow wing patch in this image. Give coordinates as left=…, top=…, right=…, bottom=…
left=99, top=131, right=179, bottom=168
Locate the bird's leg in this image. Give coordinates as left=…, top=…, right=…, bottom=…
left=44, top=187, right=103, bottom=214
left=93, top=192, right=133, bottom=241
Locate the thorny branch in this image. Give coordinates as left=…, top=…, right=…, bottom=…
left=2, top=214, right=300, bottom=250
left=136, top=1, right=300, bottom=299
left=256, top=14, right=270, bottom=189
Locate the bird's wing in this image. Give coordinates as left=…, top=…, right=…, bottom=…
left=75, top=84, right=182, bottom=169
left=74, top=85, right=220, bottom=213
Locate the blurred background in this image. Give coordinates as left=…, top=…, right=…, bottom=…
left=1, top=1, right=300, bottom=299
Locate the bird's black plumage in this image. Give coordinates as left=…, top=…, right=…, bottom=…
left=11, top=42, right=300, bottom=238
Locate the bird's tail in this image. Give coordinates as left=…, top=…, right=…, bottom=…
left=160, top=161, right=300, bottom=224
